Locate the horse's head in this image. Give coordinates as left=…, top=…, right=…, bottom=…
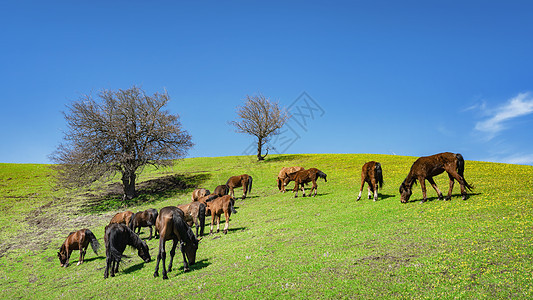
left=399, top=181, right=412, bottom=203
left=138, top=240, right=151, bottom=263
left=183, top=230, right=200, bottom=265
left=57, top=249, right=68, bottom=267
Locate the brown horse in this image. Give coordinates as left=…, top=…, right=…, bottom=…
left=191, top=188, right=210, bottom=202
left=287, top=168, right=327, bottom=198
left=129, top=208, right=158, bottom=240
left=356, top=161, right=384, bottom=201
left=58, top=229, right=100, bottom=267
left=226, top=174, right=253, bottom=199
left=104, top=223, right=151, bottom=278
left=205, top=195, right=236, bottom=234
left=109, top=211, right=134, bottom=226
left=177, top=201, right=206, bottom=237
left=277, top=166, right=305, bottom=192
left=399, top=152, right=474, bottom=203
left=154, top=206, right=201, bottom=280
left=213, top=184, right=229, bottom=197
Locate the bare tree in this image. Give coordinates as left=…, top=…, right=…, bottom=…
left=230, top=94, right=289, bottom=161
left=50, top=86, right=193, bottom=201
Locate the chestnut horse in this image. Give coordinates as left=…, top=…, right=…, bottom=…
left=277, top=166, right=305, bottom=192
left=205, top=195, right=236, bottom=234
left=104, top=223, right=150, bottom=278
left=356, top=161, right=384, bottom=201
left=213, top=184, right=229, bottom=197
left=129, top=208, right=158, bottom=240
left=399, top=152, right=474, bottom=203
left=109, top=210, right=134, bottom=226
left=154, top=206, right=200, bottom=280
left=287, top=168, right=327, bottom=198
left=191, top=188, right=210, bottom=202
left=58, top=228, right=100, bottom=267
left=226, top=174, right=253, bottom=199
left=177, top=201, right=206, bottom=237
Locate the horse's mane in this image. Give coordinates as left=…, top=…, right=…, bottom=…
left=172, top=212, right=196, bottom=245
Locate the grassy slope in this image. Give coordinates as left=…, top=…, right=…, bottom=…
left=0, top=154, right=532, bottom=299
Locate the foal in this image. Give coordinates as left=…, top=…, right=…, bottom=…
left=130, top=208, right=158, bottom=240
left=277, top=166, right=304, bottom=192
left=177, top=201, right=206, bottom=237
left=205, top=195, right=236, bottom=234
left=58, top=229, right=100, bottom=267
left=226, top=174, right=253, bottom=199
left=356, top=161, right=384, bottom=201
left=399, top=152, right=474, bottom=203
left=287, top=168, right=327, bottom=198
left=104, top=223, right=151, bottom=278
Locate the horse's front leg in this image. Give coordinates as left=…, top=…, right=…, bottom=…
left=301, top=184, right=306, bottom=197
left=148, top=226, right=153, bottom=240
left=312, top=180, right=318, bottom=197
left=293, top=182, right=299, bottom=198
left=367, top=186, right=372, bottom=199
left=210, top=212, right=216, bottom=234
left=419, top=178, right=428, bottom=203
left=180, top=242, right=190, bottom=272
left=427, top=177, right=443, bottom=200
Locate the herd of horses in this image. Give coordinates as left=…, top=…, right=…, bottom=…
left=58, top=151, right=474, bottom=279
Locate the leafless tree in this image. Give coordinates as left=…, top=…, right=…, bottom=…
left=50, top=86, right=193, bottom=201
left=230, top=94, right=289, bottom=161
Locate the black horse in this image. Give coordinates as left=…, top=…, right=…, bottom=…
left=104, top=223, right=151, bottom=279
left=154, top=206, right=201, bottom=279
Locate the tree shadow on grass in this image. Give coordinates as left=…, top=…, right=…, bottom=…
left=264, top=154, right=308, bottom=163
left=81, top=173, right=211, bottom=213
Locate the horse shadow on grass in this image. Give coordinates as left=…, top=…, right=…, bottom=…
left=404, top=192, right=482, bottom=204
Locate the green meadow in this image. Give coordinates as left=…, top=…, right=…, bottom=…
left=0, top=154, right=532, bottom=299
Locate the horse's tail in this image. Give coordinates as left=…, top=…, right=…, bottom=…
left=317, top=170, right=327, bottom=182
left=85, top=229, right=100, bottom=255
left=248, top=176, right=253, bottom=194
left=128, top=213, right=136, bottom=231
left=375, top=163, right=384, bottom=189
left=198, top=202, right=206, bottom=237
left=456, top=153, right=474, bottom=191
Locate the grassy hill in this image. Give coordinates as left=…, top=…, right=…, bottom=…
left=1, top=154, right=532, bottom=299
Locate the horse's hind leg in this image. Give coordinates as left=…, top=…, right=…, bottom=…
left=356, top=176, right=365, bottom=201
left=77, top=247, right=86, bottom=266
left=223, top=211, right=230, bottom=234
left=167, top=239, right=178, bottom=274
left=446, top=174, right=455, bottom=200
left=148, top=226, right=153, bottom=240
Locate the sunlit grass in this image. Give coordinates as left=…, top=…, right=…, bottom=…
left=0, top=154, right=532, bottom=298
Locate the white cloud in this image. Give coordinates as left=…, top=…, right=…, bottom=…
left=475, top=93, right=533, bottom=140
left=501, top=153, right=533, bottom=165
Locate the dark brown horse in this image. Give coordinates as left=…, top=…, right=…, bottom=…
left=104, top=223, right=150, bottom=278
left=356, top=161, right=384, bottom=201
left=129, top=208, right=158, bottom=240
left=154, top=206, right=200, bottom=280
left=399, top=152, right=474, bottom=203
left=277, top=166, right=305, bottom=192
left=191, top=188, right=210, bottom=202
left=177, top=201, right=206, bottom=237
left=226, top=174, right=253, bottom=199
left=205, top=195, right=236, bottom=234
left=58, top=229, right=100, bottom=267
left=287, top=168, right=327, bottom=198
left=109, top=210, right=134, bottom=226
left=213, top=184, right=229, bottom=197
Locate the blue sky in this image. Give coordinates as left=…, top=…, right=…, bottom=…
left=1, top=1, right=533, bottom=165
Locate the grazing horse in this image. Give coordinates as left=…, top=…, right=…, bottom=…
left=213, top=184, right=229, bottom=197
left=129, top=208, right=158, bottom=240
left=287, top=168, right=327, bottom=198
left=205, top=195, right=236, bottom=235
left=277, top=166, right=305, bottom=192
left=177, top=201, right=206, bottom=237
left=58, top=229, right=100, bottom=267
left=109, top=210, right=134, bottom=227
left=104, top=223, right=151, bottom=279
left=191, top=188, right=210, bottom=202
left=154, top=206, right=200, bottom=280
left=399, top=152, right=474, bottom=203
left=356, top=161, right=384, bottom=201
left=226, top=174, right=253, bottom=200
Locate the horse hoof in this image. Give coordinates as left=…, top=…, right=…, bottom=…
left=223, top=230, right=228, bottom=234
left=154, top=272, right=159, bottom=278
left=163, top=275, right=169, bottom=280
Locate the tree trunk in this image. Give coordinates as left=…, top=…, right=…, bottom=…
left=121, top=172, right=137, bottom=201
left=257, top=138, right=268, bottom=161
